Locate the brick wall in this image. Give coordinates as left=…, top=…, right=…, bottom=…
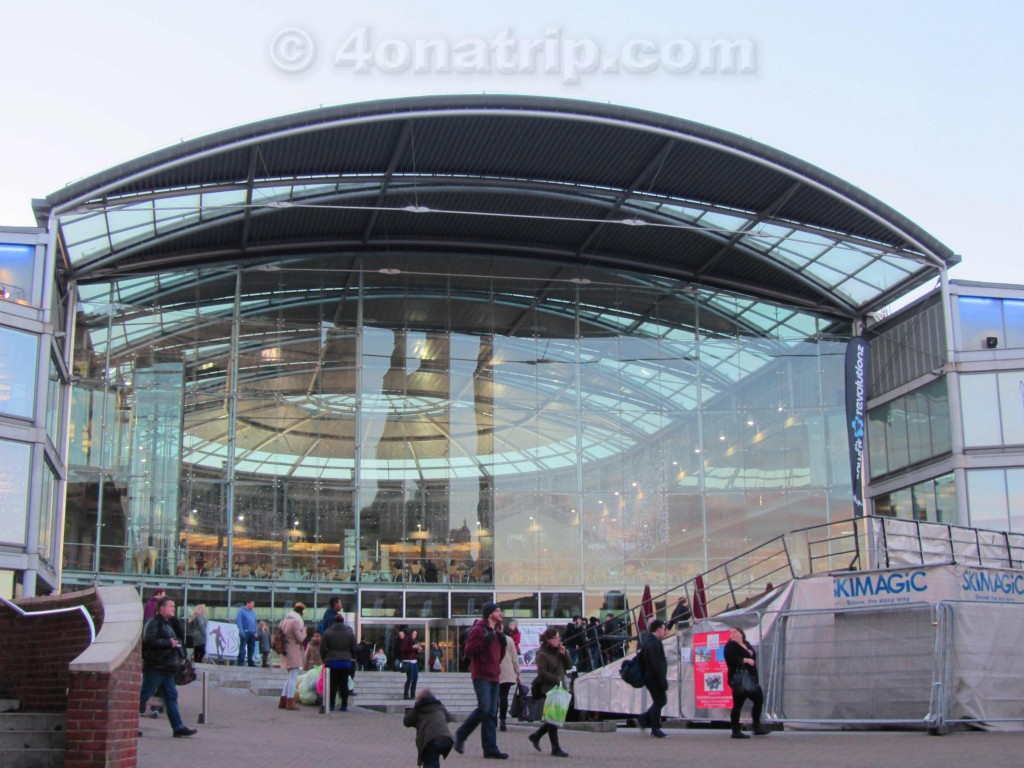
left=1, top=586, right=143, bottom=768
left=0, top=588, right=102, bottom=711
left=65, top=645, right=141, bottom=768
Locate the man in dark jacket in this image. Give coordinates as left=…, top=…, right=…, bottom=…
left=404, top=688, right=455, bottom=768
left=638, top=619, right=668, bottom=738
left=139, top=596, right=197, bottom=737
left=319, top=613, right=357, bottom=712
left=318, top=596, right=341, bottom=635
left=453, top=602, right=507, bottom=759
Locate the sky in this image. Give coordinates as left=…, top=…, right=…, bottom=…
left=2, top=0, right=1022, bottom=297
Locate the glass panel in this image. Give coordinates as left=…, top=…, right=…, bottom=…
left=360, top=590, right=402, bottom=617
left=0, top=242, right=38, bottom=304
left=497, top=592, right=538, bottom=619
left=451, top=591, right=494, bottom=617
left=406, top=591, right=447, bottom=618
left=958, top=296, right=1003, bottom=351
left=997, top=371, right=1024, bottom=446
left=541, top=592, right=582, bottom=620
left=1004, top=300, right=1024, bottom=349
left=0, top=439, right=31, bottom=545
left=1008, top=468, right=1024, bottom=533
left=967, top=469, right=1009, bottom=531
left=960, top=374, right=1002, bottom=447
left=0, top=326, right=38, bottom=418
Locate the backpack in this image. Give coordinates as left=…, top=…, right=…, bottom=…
left=620, top=651, right=645, bottom=688
left=272, top=623, right=286, bottom=655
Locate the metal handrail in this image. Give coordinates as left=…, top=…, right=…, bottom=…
left=0, top=593, right=96, bottom=644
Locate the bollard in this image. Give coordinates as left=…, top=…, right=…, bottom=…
left=197, top=671, right=209, bottom=724
left=320, top=666, right=331, bottom=715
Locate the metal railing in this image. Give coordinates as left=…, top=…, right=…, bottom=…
left=580, top=515, right=1024, bottom=677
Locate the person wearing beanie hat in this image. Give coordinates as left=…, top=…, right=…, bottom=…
left=453, top=602, right=507, bottom=759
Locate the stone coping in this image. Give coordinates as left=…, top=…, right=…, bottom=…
left=68, top=586, right=141, bottom=674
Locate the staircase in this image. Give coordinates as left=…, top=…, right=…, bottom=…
left=200, top=665, right=480, bottom=715
left=0, top=703, right=65, bottom=768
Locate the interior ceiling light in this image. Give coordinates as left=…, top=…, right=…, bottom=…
left=379, top=268, right=401, bottom=275
left=403, top=205, right=431, bottom=213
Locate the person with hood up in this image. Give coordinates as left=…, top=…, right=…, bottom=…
left=404, top=687, right=455, bottom=768
left=278, top=602, right=308, bottom=710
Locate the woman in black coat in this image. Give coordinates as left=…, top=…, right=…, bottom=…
left=723, top=627, right=769, bottom=739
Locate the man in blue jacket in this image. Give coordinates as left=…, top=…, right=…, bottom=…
left=235, top=599, right=258, bottom=667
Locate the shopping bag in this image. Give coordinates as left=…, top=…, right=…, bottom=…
left=542, top=684, right=572, bottom=726
left=316, top=665, right=326, bottom=696
left=432, top=656, right=442, bottom=671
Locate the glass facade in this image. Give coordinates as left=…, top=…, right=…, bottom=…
left=867, top=379, right=951, bottom=479
left=60, top=253, right=853, bottom=613
left=873, top=472, right=956, bottom=523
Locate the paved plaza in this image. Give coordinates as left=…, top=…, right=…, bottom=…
left=138, top=681, right=1024, bottom=768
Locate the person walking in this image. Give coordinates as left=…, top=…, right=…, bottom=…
left=667, top=597, right=692, bottom=630
left=235, top=599, right=258, bottom=667
left=257, top=620, right=272, bottom=667
left=404, top=688, right=456, bottom=768
left=498, top=624, right=521, bottom=732
left=188, top=604, right=207, bottom=664
left=402, top=629, right=423, bottom=700
left=320, top=613, right=357, bottom=712
left=527, top=627, right=571, bottom=757
left=637, top=619, right=668, bottom=738
left=139, top=596, right=197, bottom=738
left=724, top=626, right=770, bottom=738
left=278, top=602, right=308, bottom=710
left=453, top=602, right=508, bottom=759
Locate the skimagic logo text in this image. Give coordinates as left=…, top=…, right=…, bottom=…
left=961, top=569, right=1024, bottom=598
left=834, top=570, right=927, bottom=599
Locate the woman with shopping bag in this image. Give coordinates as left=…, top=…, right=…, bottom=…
left=527, top=627, right=572, bottom=758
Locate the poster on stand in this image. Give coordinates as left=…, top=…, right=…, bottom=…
left=693, top=630, right=733, bottom=709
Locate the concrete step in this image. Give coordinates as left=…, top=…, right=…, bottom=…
left=0, top=749, right=64, bottom=768
left=0, top=729, right=66, bottom=750
left=0, top=714, right=64, bottom=734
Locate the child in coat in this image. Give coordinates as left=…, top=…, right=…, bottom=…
left=404, top=688, right=455, bottom=768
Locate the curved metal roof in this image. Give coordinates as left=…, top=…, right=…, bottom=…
left=38, top=94, right=958, bottom=317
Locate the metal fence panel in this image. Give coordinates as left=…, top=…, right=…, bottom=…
left=940, top=601, right=1024, bottom=729
left=766, top=604, right=938, bottom=724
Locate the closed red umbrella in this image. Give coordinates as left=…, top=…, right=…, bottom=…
left=636, top=583, right=654, bottom=634
left=692, top=574, right=708, bottom=620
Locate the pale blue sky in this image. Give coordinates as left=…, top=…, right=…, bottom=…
left=2, top=1, right=1021, bottom=295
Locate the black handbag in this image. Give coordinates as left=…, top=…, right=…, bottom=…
left=175, top=651, right=197, bottom=686
left=510, top=687, right=523, bottom=718
left=730, top=666, right=758, bottom=698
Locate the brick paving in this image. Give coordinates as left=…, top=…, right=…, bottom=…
left=138, top=681, right=1024, bottom=768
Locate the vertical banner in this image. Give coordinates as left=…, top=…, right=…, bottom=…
left=845, top=336, right=870, bottom=515
left=693, top=630, right=733, bottom=709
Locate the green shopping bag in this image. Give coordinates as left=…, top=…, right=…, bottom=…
left=542, top=684, right=572, bottom=726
